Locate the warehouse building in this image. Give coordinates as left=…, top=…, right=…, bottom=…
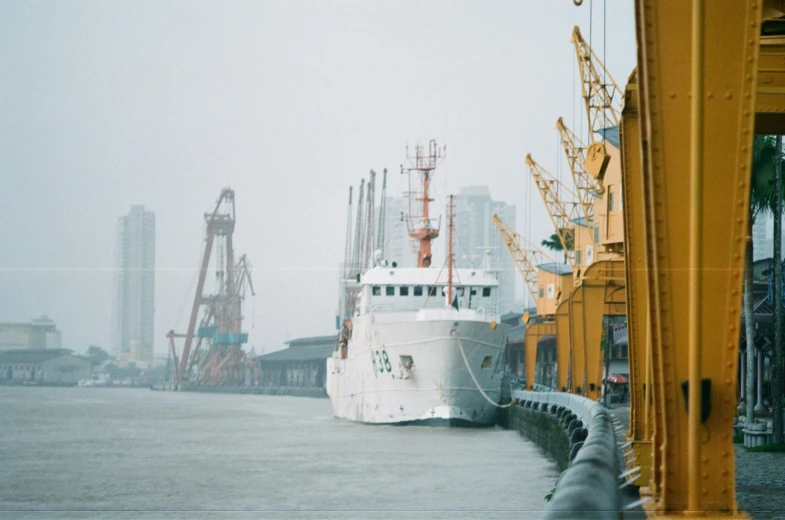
left=255, top=335, right=335, bottom=391
left=0, top=349, right=91, bottom=385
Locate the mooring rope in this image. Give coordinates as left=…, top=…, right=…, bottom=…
left=451, top=330, right=516, bottom=409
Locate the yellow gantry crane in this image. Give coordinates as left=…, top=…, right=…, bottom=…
left=571, top=25, right=623, bottom=183
left=555, top=117, right=602, bottom=229
left=492, top=213, right=561, bottom=391
left=525, top=154, right=581, bottom=270
left=491, top=214, right=553, bottom=305
left=571, top=25, right=623, bottom=134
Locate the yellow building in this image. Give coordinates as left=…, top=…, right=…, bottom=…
left=592, top=133, right=625, bottom=254
left=536, top=262, right=573, bottom=317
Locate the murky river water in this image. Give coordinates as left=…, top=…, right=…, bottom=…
left=0, top=387, right=558, bottom=519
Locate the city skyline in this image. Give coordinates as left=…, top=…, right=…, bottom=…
left=1, top=2, right=637, bottom=356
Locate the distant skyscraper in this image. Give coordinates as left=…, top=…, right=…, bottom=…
left=380, top=196, right=417, bottom=268
left=452, top=186, right=517, bottom=315
left=112, top=205, right=155, bottom=359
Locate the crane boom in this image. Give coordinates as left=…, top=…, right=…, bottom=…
left=571, top=25, right=623, bottom=134
left=492, top=214, right=553, bottom=303
left=525, top=154, right=581, bottom=269
left=556, top=117, right=602, bottom=228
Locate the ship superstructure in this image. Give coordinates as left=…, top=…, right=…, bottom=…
left=326, top=142, right=511, bottom=425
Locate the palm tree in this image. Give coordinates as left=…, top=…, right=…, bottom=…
left=745, top=136, right=777, bottom=425
left=773, top=135, right=783, bottom=444
left=541, top=229, right=574, bottom=264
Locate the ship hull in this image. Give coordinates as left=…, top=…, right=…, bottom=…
left=326, top=318, right=509, bottom=426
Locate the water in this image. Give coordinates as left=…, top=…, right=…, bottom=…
left=0, top=387, right=558, bottom=519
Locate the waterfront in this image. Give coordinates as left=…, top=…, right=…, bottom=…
left=0, top=387, right=558, bottom=519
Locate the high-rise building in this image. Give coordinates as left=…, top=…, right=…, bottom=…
left=112, top=205, right=155, bottom=360
left=452, top=186, right=517, bottom=315
left=379, top=196, right=417, bottom=268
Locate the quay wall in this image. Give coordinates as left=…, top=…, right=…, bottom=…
left=503, top=391, right=621, bottom=519
left=502, top=404, right=571, bottom=471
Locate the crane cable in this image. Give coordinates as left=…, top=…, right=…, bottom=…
left=451, top=330, right=516, bottom=408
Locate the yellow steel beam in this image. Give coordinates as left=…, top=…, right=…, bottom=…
left=619, top=71, right=653, bottom=489
left=525, top=321, right=556, bottom=390
left=569, top=260, right=625, bottom=402
left=635, top=0, right=760, bottom=514
left=756, top=34, right=785, bottom=133
left=555, top=300, right=572, bottom=393
left=526, top=154, right=582, bottom=270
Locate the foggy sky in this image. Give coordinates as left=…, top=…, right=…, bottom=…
left=0, top=1, right=636, bottom=356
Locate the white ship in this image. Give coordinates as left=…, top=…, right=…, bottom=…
left=326, top=141, right=511, bottom=425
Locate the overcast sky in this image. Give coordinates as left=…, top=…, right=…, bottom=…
left=0, top=1, right=636, bottom=356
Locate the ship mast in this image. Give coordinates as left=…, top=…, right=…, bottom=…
left=447, top=194, right=455, bottom=305
left=401, top=140, right=445, bottom=268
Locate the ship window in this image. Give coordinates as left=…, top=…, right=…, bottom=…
left=595, top=226, right=600, bottom=243
left=372, top=286, right=381, bottom=296
left=429, top=286, right=438, bottom=297
left=539, top=288, right=544, bottom=298
left=608, top=188, right=615, bottom=212
left=470, top=289, right=477, bottom=296
left=400, top=286, right=409, bottom=296
left=576, top=250, right=583, bottom=265
left=386, top=286, right=395, bottom=296
left=413, top=286, right=423, bottom=296
left=482, top=287, right=491, bottom=297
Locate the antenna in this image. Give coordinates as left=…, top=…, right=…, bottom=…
left=401, top=140, right=446, bottom=268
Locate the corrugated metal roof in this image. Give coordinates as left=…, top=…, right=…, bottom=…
left=597, top=126, right=620, bottom=149
left=0, top=349, right=75, bottom=364
left=571, top=216, right=593, bottom=228
left=537, top=262, right=573, bottom=276
left=508, top=324, right=526, bottom=342
left=285, top=335, right=337, bottom=348
left=256, top=345, right=334, bottom=362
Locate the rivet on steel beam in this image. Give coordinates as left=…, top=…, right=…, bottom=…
left=707, top=92, right=714, bottom=99
left=726, top=92, right=733, bottom=99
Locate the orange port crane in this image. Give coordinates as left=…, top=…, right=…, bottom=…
left=167, top=188, right=257, bottom=385
left=525, top=154, right=582, bottom=270
left=492, top=214, right=553, bottom=304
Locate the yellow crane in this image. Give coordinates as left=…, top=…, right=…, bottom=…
left=555, top=117, right=602, bottom=229
left=571, top=25, right=623, bottom=183
left=491, top=214, right=553, bottom=305
left=525, top=153, right=582, bottom=270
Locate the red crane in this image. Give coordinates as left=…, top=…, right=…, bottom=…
left=167, top=188, right=257, bottom=385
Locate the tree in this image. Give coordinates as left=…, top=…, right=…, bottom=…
left=541, top=229, right=575, bottom=264
left=86, top=345, right=110, bottom=366
left=774, top=135, right=783, bottom=444
left=745, top=136, right=777, bottom=424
